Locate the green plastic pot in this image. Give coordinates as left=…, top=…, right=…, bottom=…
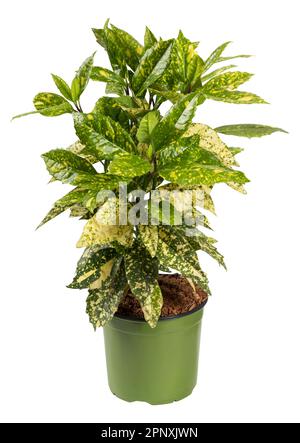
left=103, top=301, right=207, bottom=405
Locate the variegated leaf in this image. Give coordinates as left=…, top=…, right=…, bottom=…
left=203, top=41, right=232, bottom=73
left=110, top=24, right=143, bottom=70
left=125, top=241, right=163, bottom=328
left=67, top=140, right=97, bottom=163
left=90, top=111, right=136, bottom=153
left=137, top=111, right=160, bottom=143
left=151, top=92, right=199, bottom=150
left=215, top=124, right=287, bottom=138
left=157, top=227, right=210, bottom=294
left=37, top=188, right=87, bottom=229
left=201, top=65, right=237, bottom=83
left=91, top=66, right=125, bottom=86
left=73, top=113, right=125, bottom=161
left=41, top=149, right=96, bottom=184
left=203, top=90, right=268, bottom=104
left=144, top=26, right=158, bottom=52
left=51, top=74, right=72, bottom=100
left=138, top=225, right=158, bottom=257
left=77, top=199, right=134, bottom=248
left=108, top=152, right=152, bottom=178
left=132, top=40, right=173, bottom=95
left=71, top=53, right=95, bottom=102
left=86, top=259, right=127, bottom=328
left=68, top=246, right=116, bottom=289
left=174, top=226, right=226, bottom=268
left=33, top=93, right=73, bottom=116
left=157, top=183, right=216, bottom=215
left=160, top=162, right=249, bottom=186
left=184, top=123, right=235, bottom=167
left=203, top=71, right=253, bottom=93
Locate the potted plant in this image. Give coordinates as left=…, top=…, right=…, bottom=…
left=14, top=21, right=286, bottom=405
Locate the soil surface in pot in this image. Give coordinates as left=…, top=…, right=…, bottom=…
left=117, top=274, right=208, bottom=319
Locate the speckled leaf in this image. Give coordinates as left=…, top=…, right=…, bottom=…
left=144, top=26, right=158, bottom=51
left=229, top=147, right=244, bottom=156
left=77, top=199, right=133, bottom=248
left=91, top=111, right=136, bottom=153
left=160, top=161, right=249, bottom=186
left=203, top=41, right=232, bottom=73
left=175, top=226, right=226, bottom=268
left=138, top=225, right=158, bottom=257
left=86, top=259, right=127, bottom=328
left=51, top=74, right=72, bottom=100
left=71, top=53, right=95, bottom=102
left=149, top=88, right=183, bottom=104
left=215, top=124, right=288, bottom=138
left=110, top=24, right=143, bottom=70
left=105, top=82, right=125, bottom=96
left=204, top=90, right=268, bottom=104
left=157, top=183, right=216, bottom=215
left=174, top=31, right=204, bottom=89
left=68, top=246, right=117, bottom=289
left=91, top=66, right=124, bottom=85
left=33, top=93, right=73, bottom=116
left=184, top=123, right=235, bottom=167
left=42, top=149, right=96, bottom=184
left=137, top=111, right=160, bottom=143
left=201, top=65, right=237, bottom=83
left=151, top=92, right=199, bottom=150
left=67, top=140, right=97, bottom=163
left=37, top=188, right=87, bottom=229
left=157, top=228, right=210, bottom=294
left=108, top=152, right=152, bottom=178
left=203, top=71, right=253, bottom=93
left=125, top=241, right=163, bottom=328
left=93, top=25, right=127, bottom=75
left=73, top=113, right=125, bottom=161
left=132, top=40, right=173, bottom=95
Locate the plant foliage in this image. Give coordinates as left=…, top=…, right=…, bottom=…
left=14, top=21, right=286, bottom=328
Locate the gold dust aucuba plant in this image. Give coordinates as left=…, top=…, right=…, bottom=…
left=15, top=21, right=286, bottom=329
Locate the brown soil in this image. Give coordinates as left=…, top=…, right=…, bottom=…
left=117, top=274, right=208, bottom=319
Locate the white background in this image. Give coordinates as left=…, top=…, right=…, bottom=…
left=1, top=0, right=299, bottom=424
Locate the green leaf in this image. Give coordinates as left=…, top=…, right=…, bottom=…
left=138, top=225, right=158, bottom=257
left=67, top=140, right=98, bottom=163
left=86, top=259, right=127, bottom=328
left=137, top=111, right=160, bottom=143
left=108, top=152, right=152, bottom=178
left=110, top=24, right=144, bottom=70
left=73, top=113, right=125, bottom=161
left=71, top=53, right=95, bottom=102
left=33, top=93, right=73, bottom=116
left=157, top=183, right=216, bottom=215
left=144, top=26, right=158, bottom=51
left=174, top=31, right=204, bottom=90
left=184, top=123, right=236, bottom=167
left=93, top=97, right=130, bottom=130
left=157, top=227, right=210, bottom=294
left=203, top=90, right=268, bottom=104
left=41, top=149, right=96, bottom=184
left=91, top=66, right=124, bottom=85
left=215, top=124, right=288, bottom=138
left=203, top=71, right=253, bottom=93
left=151, top=92, right=199, bottom=150
left=174, top=226, right=226, bottom=268
left=37, top=188, right=87, bottom=229
left=91, top=110, right=136, bottom=153
left=68, top=246, right=116, bottom=289
left=203, top=41, right=232, bottom=73
left=160, top=162, right=249, bottom=186
left=77, top=199, right=134, bottom=248
left=132, top=40, right=173, bottom=95
left=201, top=65, right=237, bottom=83
left=51, top=74, right=72, bottom=100
left=93, top=24, right=127, bottom=74
left=125, top=241, right=163, bottom=328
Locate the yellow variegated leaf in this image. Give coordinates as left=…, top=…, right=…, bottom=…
left=184, top=123, right=235, bottom=167
left=138, top=225, right=158, bottom=257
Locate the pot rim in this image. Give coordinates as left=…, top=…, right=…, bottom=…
left=114, top=298, right=208, bottom=323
